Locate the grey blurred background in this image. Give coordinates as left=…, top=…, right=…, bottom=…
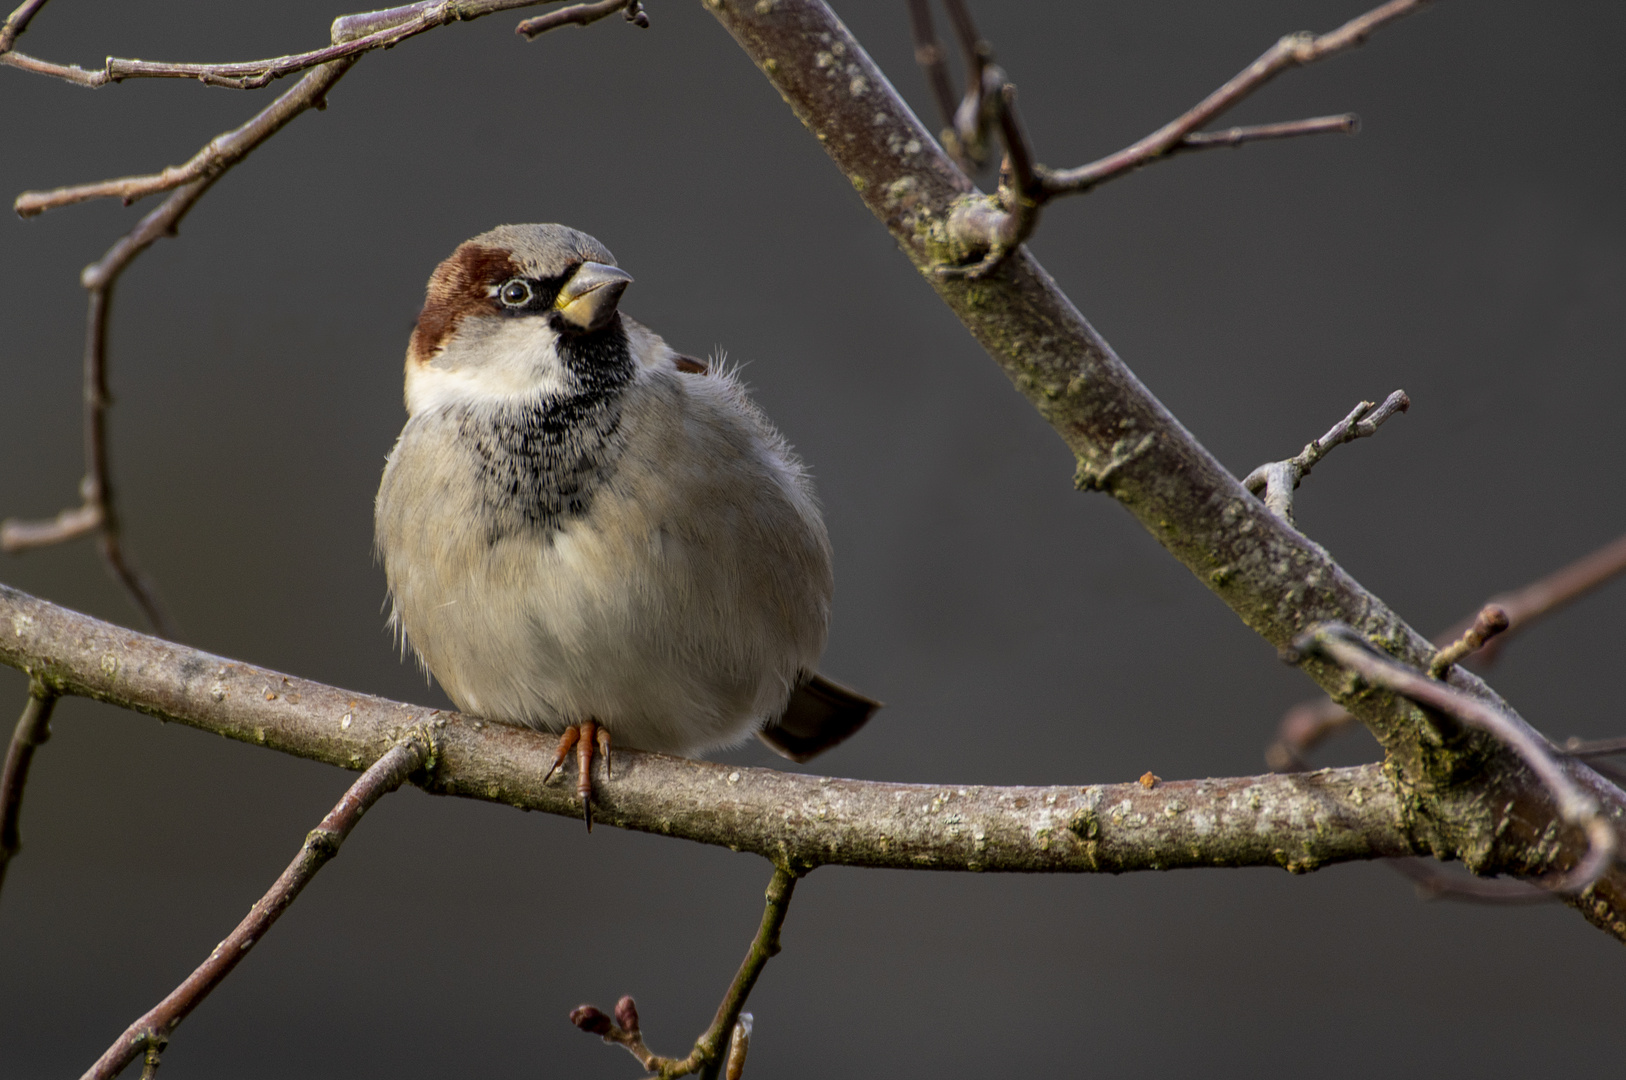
left=2, top=1, right=1622, bottom=1076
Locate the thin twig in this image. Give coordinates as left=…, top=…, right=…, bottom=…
left=0, top=683, right=58, bottom=900
left=1044, top=0, right=1428, bottom=196
left=1441, top=529, right=1626, bottom=667
left=1291, top=623, right=1618, bottom=896
left=1242, top=390, right=1409, bottom=524
left=1384, top=857, right=1554, bottom=905
left=79, top=738, right=430, bottom=1080
left=17, top=49, right=361, bottom=217
left=1565, top=736, right=1626, bottom=760
left=515, top=0, right=643, bottom=39
left=941, top=0, right=995, bottom=168
left=0, top=0, right=49, bottom=55
left=905, top=0, right=963, bottom=166
left=935, top=0, right=1417, bottom=277
left=1269, top=531, right=1626, bottom=770
left=0, top=0, right=563, bottom=91
left=1181, top=114, right=1360, bottom=148
left=6, top=57, right=358, bottom=637
left=571, top=867, right=796, bottom=1079
left=1428, top=604, right=1509, bottom=679
left=1264, top=695, right=1358, bottom=773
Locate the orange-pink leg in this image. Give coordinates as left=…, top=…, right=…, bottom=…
left=543, top=721, right=613, bottom=830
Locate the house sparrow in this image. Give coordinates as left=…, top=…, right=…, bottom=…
left=375, top=224, right=877, bottom=825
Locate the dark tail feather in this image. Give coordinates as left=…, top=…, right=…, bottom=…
left=757, top=672, right=881, bottom=763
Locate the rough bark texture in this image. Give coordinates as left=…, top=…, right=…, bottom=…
left=0, top=583, right=1414, bottom=875
left=701, top=0, right=1626, bottom=939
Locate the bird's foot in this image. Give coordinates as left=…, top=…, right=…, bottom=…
left=543, top=721, right=612, bottom=830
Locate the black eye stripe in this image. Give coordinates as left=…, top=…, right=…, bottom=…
left=492, top=268, right=576, bottom=314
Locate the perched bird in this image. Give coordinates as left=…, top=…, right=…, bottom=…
left=375, top=224, right=877, bottom=825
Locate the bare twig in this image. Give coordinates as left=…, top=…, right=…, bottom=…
left=1269, top=531, right=1626, bottom=771
left=1265, top=696, right=1358, bottom=773
left=1242, top=390, right=1409, bottom=524
left=6, top=57, right=358, bottom=636
left=1441, top=530, right=1626, bottom=667
left=1182, top=114, right=1359, bottom=148
left=935, top=0, right=1417, bottom=276
left=1428, top=604, right=1509, bottom=679
left=905, top=0, right=961, bottom=164
left=0, top=0, right=566, bottom=91
left=80, top=738, right=430, bottom=1080
left=1043, top=0, right=1426, bottom=196
left=1290, top=623, right=1618, bottom=895
left=572, top=867, right=795, bottom=1079
left=941, top=0, right=995, bottom=168
left=515, top=0, right=645, bottom=39
left=1565, top=736, right=1626, bottom=760
left=1384, top=857, right=1554, bottom=905
left=0, top=0, right=49, bottom=56
left=0, top=683, right=57, bottom=900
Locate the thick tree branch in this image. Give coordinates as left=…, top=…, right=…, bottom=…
left=81, top=738, right=429, bottom=1080
left=0, top=583, right=1414, bottom=877
left=703, top=0, right=1626, bottom=940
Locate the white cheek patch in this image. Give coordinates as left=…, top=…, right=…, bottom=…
left=406, top=318, right=569, bottom=415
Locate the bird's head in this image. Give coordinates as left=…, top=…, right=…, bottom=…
left=404, top=223, right=634, bottom=415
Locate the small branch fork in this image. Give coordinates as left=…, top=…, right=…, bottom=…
left=1288, top=623, right=1619, bottom=896
left=571, top=867, right=794, bottom=1079
left=0, top=682, right=57, bottom=899
left=1267, top=536, right=1626, bottom=904
left=1268, top=531, right=1626, bottom=769
left=1243, top=390, right=1410, bottom=525
left=912, top=0, right=1426, bottom=278
left=2, top=0, right=641, bottom=635
left=80, top=738, right=430, bottom=1080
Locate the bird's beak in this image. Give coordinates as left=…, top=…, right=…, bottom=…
left=555, top=261, right=633, bottom=332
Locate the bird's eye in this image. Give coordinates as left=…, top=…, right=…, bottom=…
left=498, top=279, right=534, bottom=308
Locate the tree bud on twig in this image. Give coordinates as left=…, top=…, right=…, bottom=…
left=569, top=1005, right=614, bottom=1036
left=614, top=995, right=640, bottom=1034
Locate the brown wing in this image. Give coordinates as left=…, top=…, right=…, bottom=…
left=757, top=672, right=882, bottom=763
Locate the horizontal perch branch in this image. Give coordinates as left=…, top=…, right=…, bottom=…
left=0, top=583, right=1414, bottom=876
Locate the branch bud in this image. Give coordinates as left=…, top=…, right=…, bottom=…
left=614, top=995, right=640, bottom=1034
left=570, top=1005, right=614, bottom=1036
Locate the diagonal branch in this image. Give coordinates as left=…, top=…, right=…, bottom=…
left=703, top=0, right=1626, bottom=939
left=80, top=737, right=430, bottom=1080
